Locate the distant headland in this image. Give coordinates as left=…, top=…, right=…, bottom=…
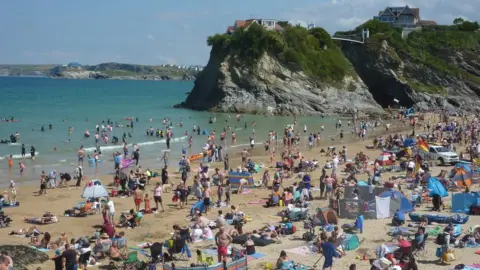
left=0, top=62, right=204, bottom=81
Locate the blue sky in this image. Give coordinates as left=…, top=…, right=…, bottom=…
left=0, top=0, right=478, bottom=65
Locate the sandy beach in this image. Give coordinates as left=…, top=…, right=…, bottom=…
left=1, top=114, right=477, bottom=270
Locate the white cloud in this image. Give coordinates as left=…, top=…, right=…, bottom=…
left=283, top=0, right=480, bottom=33
left=147, top=34, right=154, bottom=40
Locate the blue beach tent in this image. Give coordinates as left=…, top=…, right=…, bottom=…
left=427, top=177, right=448, bottom=197
left=378, top=190, right=413, bottom=213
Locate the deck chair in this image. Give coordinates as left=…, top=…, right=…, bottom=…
left=109, top=251, right=142, bottom=270
left=170, top=242, right=192, bottom=261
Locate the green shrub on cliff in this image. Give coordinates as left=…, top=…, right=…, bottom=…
left=206, top=23, right=351, bottom=82
left=349, top=20, right=480, bottom=91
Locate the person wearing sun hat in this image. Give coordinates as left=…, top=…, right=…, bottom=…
left=51, top=249, right=63, bottom=270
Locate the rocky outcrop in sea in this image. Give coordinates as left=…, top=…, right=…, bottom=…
left=177, top=52, right=384, bottom=116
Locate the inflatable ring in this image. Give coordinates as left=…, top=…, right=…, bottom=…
left=188, top=153, right=204, bottom=162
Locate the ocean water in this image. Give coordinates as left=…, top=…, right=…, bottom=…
left=0, top=77, right=342, bottom=185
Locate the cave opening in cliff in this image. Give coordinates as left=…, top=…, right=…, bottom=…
left=354, top=72, right=415, bottom=109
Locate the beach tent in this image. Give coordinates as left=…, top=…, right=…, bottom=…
left=375, top=153, right=392, bottom=166
left=378, top=190, right=413, bottom=213
left=454, top=163, right=473, bottom=173
left=82, top=179, right=109, bottom=198
left=452, top=192, right=480, bottom=213
left=450, top=167, right=473, bottom=187
left=341, top=234, right=360, bottom=251
left=427, top=177, right=448, bottom=197
left=403, top=138, right=415, bottom=147
left=375, top=196, right=391, bottom=219
left=228, top=171, right=257, bottom=189
left=315, top=207, right=338, bottom=225
left=190, top=200, right=206, bottom=216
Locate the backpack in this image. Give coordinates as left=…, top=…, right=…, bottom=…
left=436, top=233, right=447, bottom=245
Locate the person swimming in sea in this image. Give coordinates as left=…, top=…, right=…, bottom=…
left=41, top=126, right=44, bottom=132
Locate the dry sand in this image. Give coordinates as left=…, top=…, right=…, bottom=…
left=1, top=114, right=477, bottom=270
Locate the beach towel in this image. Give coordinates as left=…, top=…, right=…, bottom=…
left=248, top=200, right=267, bottom=205
left=31, top=246, right=49, bottom=252
left=1, top=202, right=20, bottom=208
left=285, top=246, right=315, bottom=257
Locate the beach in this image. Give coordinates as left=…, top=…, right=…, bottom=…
left=1, top=109, right=478, bottom=270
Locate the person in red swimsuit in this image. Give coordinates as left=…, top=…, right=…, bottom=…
left=133, top=187, right=143, bottom=212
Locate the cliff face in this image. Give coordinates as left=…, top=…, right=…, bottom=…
left=180, top=47, right=383, bottom=116
left=340, top=36, right=480, bottom=112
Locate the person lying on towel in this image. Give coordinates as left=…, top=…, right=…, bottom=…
left=24, top=212, right=58, bottom=224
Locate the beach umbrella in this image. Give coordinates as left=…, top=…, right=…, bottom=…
left=82, top=179, right=109, bottom=198
left=451, top=168, right=472, bottom=187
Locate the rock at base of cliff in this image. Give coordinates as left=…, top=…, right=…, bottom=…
left=0, top=245, right=49, bottom=270
left=180, top=54, right=385, bottom=116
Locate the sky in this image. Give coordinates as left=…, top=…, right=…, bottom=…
left=0, top=0, right=478, bottom=66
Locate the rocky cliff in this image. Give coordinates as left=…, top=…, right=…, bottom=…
left=339, top=22, right=480, bottom=112
left=178, top=24, right=384, bottom=116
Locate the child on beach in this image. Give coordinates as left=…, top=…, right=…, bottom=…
left=8, top=155, right=13, bottom=169
left=144, top=194, right=151, bottom=214
left=225, top=181, right=231, bottom=205
left=216, top=184, right=223, bottom=207
left=19, top=162, right=26, bottom=176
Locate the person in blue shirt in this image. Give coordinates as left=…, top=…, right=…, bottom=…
left=302, top=173, right=311, bottom=190
left=320, top=237, right=341, bottom=269
left=392, top=209, right=405, bottom=226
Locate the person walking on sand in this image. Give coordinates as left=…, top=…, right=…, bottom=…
left=160, top=151, right=169, bottom=167
left=133, top=186, right=143, bottom=212
left=78, top=146, right=85, bottom=167
left=215, top=226, right=232, bottom=265
left=153, top=182, right=164, bottom=213
left=106, top=197, right=115, bottom=226
left=203, top=187, right=212, bottom=213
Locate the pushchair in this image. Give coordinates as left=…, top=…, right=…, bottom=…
left=302, top=218, right=316, bottom=241
left=0, top=215, right=12, bottom=228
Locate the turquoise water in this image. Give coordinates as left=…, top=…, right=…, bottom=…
left=0, top=77, right=339, bottom=185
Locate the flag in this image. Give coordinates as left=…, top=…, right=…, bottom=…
left=417, top=138, right=429, bottom=152
left=415, top=154, right=421, bottom=173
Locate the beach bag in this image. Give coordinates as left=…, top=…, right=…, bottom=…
left=436, top=247, right=442, bottom=257
left=443, top=250, right=456, bottom=262
left=436, top=233, right=447, bottom=245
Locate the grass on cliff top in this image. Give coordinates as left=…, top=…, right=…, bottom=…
left=339, top=20, right=480, bottom=92
left=207, top=23, right=351, bottom=83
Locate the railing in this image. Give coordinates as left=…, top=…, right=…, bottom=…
left=331, top=35, right=365, bottom=44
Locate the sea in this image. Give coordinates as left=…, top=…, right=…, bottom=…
left=0, top=77, right=343, bottom=186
